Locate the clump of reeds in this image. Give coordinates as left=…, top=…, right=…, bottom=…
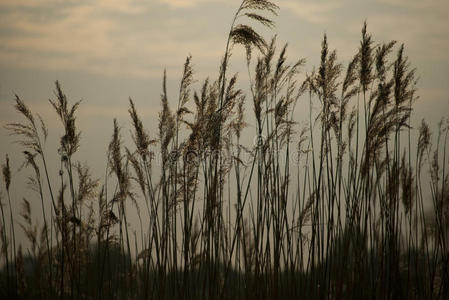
left=1, top=1, right=448, bottom=299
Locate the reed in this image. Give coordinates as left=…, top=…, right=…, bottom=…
left=1, top=1, right=448, bottom=299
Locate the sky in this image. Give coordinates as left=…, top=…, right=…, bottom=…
left=1, top=0, right=448, bottom=129
left=0, top=0, right=448, bottom=247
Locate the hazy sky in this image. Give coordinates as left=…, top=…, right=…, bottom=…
left=1, top=0, right=448, bottom=128
left=0, top=0, right=448, bottom=243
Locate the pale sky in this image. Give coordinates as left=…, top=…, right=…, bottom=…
left=0, top=0, right=448, bottom=247
left=0, top=0, right=447, bottom=119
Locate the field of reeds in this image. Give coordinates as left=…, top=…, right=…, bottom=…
left=1, top=0, right=448, bottom=299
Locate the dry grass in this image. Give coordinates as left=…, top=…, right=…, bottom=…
left=1, top=1, right=448, bottom=299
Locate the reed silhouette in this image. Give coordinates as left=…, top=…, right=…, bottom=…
left=1, top=1, right=448, bottom=299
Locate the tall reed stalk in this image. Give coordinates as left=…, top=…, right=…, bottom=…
left=1, top=1, right=448, bottom=299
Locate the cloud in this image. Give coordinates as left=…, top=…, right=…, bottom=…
left=0, top=0, right=148, bottom=13
left=378, top=0, right=447, bottom=10
left=159, top=0, right=203, bottom=8
left=278, top=0, right=341, bottom=24
left=1, top=0, right=448, bottom=82
left=95, top=0, right=150, bottom=14
left=158, top=0, right=223, bottom=9
left=0, top=0, right=61, bottom=8
left=0, top=0, right=226, bottom=79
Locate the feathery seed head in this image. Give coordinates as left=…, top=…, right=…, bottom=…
left=2, top=155, right=11, bottom=191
